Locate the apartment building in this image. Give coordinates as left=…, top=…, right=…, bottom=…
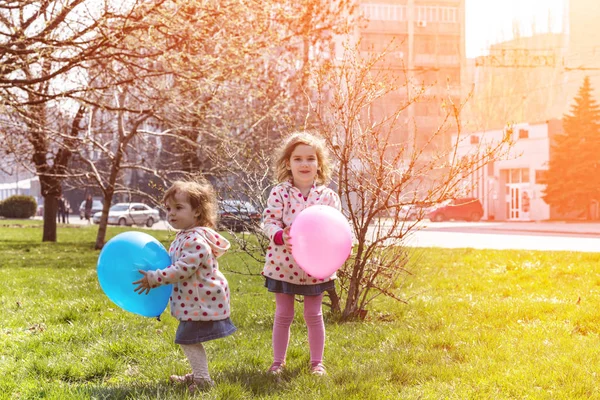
left=357, top=0, right=465, bottom=152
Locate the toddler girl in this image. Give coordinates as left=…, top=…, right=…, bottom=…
left=133, top=179, right=236, bottom=392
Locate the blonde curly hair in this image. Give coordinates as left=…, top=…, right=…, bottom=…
left=162, top=178, right=218, bottom=228
left=274, top=131, right=331, bottom=184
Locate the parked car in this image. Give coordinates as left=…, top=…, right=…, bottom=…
left=79, top=199, right=103, bottom=219
left=427, top=197, right=483, bottom=222
left=218, top=200, right=261, bottom=232
left=93, top=202, right=160, bottom=227
left=397, top=202, right=434, bottom=221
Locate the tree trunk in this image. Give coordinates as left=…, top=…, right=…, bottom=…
left=38, top=172, right=62, bottom=243
left=342, top=276, right=360, bottom=319
left=326, top=288, right=341, bottom=313
left=42, top=195, right=58, bottom=242
left=32, top=106, right=84, bottom=243
left=93, top=112, right=149, bottom=249
left=95, top=216, right=108, bottom=250
left=95, top=188, right=115, bottom=250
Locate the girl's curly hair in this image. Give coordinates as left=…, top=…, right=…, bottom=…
left=274, top=131, right=331, bottom=184
left=162, top=177, right=217, bottom=228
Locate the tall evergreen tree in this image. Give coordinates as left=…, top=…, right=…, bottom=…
left=542, top=76, right=600, bottom=219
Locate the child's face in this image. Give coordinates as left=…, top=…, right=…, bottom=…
left=164, top=191, right=197, bottom=230
left=288, top=144, right=319, bottom=186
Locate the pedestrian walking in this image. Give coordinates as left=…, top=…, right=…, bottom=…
left=57, top=195, right=66, bottom=224
left=84, top=194, right=93, bottom=224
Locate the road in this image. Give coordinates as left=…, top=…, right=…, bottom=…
left=52, top=216, right=600, bottom=253
left=408, top=227, right=600, bottom=253
left=377, top=221, right=600, bottom=253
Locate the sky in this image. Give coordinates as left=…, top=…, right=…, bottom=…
left=466, top=0, right=566, bottom=58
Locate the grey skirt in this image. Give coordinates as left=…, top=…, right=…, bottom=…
left=264, top=277, right=335, bottom=296
left=175, top=317, right=236, bottom=345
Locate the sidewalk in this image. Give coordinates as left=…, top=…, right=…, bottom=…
left=33, top=215, right=171, bottom=230
left=423, top=220, right=600, bottom=236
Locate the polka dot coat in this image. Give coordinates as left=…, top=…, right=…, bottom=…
left=262, top=181, right=341, bottom=285
left=145, top=227, right=231, bottom=322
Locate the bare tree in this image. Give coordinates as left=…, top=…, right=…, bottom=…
left=214, top=41, right=513, bottom=319
left=0, top=0, right=166, bottom=241
left=55, top=0, right=355, bottom=249
left=156, top=0, right=357, bottom=173
left=0, top=0, right=358, bottom=246
left=306, top=44, right=512, bottom=319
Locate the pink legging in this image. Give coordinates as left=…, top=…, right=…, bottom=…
left=272, top=293, right=325, bottom=366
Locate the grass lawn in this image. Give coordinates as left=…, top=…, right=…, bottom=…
left=2, top=220, right=600, bottom=399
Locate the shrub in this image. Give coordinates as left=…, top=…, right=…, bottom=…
left=0, top=195, right=37, bottom=218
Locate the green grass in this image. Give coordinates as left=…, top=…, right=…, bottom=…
left=2, top=220, right=600, bottom=399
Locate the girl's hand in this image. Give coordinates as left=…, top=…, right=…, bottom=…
left=283, top=226, right=293, bottom=253
left=133, top=270, right=151, bottom=295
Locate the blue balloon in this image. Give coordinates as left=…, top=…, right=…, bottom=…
left=97, top=231, right=172, bottom=318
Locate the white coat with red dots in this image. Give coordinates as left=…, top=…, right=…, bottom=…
left=145, top=227, right=231, bottom=321
left=262, top=181, right=341, bottom=285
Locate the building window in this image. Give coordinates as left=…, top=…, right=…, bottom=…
left=470, top=135, right=479, bottom=144
left=521, top=168, right=529, bottom=182
left=440, top=68, right=461, bottom=85
left=360, top=33, right=408, bottom=53
left=504, top=168, right=530, bottom=183
left=518, top=129, right=529, bottom=139
left=414, top=100, right=442, bottom=117
left=439, top=7, right=458, bottom=23
left=438, top=37, right=460, bottom=56
left=415, top=35, right=435, bottom=54
left=361, top=4, right=407, bottom=21
left=510, top=169, right=521, bottom=183
left=416, top=6, right=437, bottom=22
left=415, top=6, right=458, bottom=23
left=535, top=169, right=547, bottom=183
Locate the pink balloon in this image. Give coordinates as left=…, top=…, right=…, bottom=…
left=290, top=205, right=352, bottom=279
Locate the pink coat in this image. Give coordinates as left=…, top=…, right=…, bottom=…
left=145, top=227, right=231, bottom=321
left=262, top=181, right=341, bottom=285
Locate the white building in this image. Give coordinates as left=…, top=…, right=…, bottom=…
left=454, top=120, right=562, bottom=221
left=0, top=176, right=42, bottom=205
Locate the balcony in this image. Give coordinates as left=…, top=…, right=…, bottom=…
left=414, top=53, right=460, bottom=66
left=362, top=20, right=409, bottom=34
left=419, top=86, right=461, bottom=98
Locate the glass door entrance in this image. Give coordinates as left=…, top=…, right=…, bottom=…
left=506, top=184, right=531, bottom=221
left=507, top=185, right=520, bottom=220
left=503, top=168, right=531, bottom=221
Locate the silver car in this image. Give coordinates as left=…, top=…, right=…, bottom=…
left=93, top=202, right=160, bottom=227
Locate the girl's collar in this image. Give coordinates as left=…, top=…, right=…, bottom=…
left=176, top=226, right=203, bottom=235
left=283, top=179, right=318, bottom=189
left=282, top=180, right=323, bottom=195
